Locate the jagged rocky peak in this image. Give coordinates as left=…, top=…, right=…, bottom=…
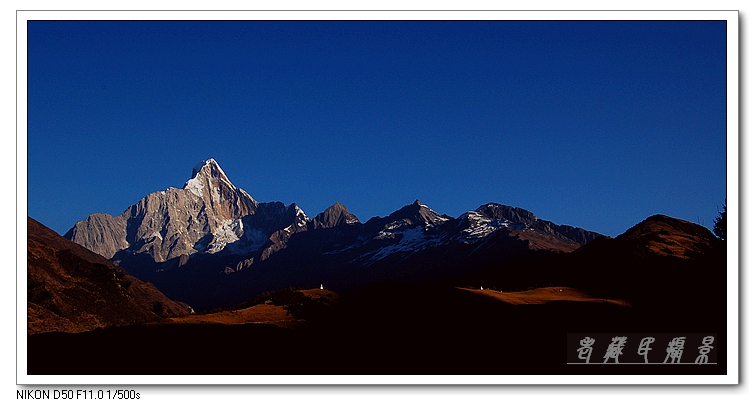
left=405, top=199, right=453, bottom=226
left=292, top=203, right=310, bottom=229
left=66, top=158, right=261, bottom=262
left=313, top=201, right=361, bottom=229
left=365, top=200, right=452, bottom=233
left=190, top=158, right=232, bottom=185
left=192, top=158, right=223, bottom=177
left=183, top=158, right=258, bottom=221
left=63, top=212, right=129, bottom=260
left=185, top=159, right=245, bottom=198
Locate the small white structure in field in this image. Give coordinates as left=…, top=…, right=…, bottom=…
left=480, top=286, right=483, bottom=290
left=320, top=284, right=324, bottom=290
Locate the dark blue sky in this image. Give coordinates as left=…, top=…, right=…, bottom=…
left=27, top=20, right=727, bottom=237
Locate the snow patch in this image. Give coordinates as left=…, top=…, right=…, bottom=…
left=210, top=183, right=221, bottom=204
left=225, top=227, right=267, bottom=255
left=294, top=205, right=309, bottom=220
left=294, top=204, right=309, bottom=227
left=459, top=212, right=524, bottom=240
left=385, top=220, right=407, bottom=231
left=359, top=226, right=443, bottom=264
left=184, top=177, right=204, bottom=197
left=206, top=218, right=244, bottom=254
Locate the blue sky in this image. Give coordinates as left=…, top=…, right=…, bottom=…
left=27, top=20, right=727, bottom=237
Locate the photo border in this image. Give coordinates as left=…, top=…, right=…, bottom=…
left=16, top=9, right=740, bottom=386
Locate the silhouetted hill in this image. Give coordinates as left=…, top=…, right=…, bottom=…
left=566, top=215, right=726, bottom=325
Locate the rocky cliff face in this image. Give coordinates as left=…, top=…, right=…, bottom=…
left=63, top=212, right=129, bottom=260
left=65, top=159, right=260, bottom=262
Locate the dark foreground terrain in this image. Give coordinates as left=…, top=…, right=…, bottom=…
left=27, top=283, right=726, bottom=375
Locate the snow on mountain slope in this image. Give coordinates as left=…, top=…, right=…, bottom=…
left=458, top=211, right=524, bottom=240
left=339, top=200, right=601, bottom=268
left=357, top=225, right=446, bottom=263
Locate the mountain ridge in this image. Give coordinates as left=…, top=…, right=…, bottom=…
left=63, top=159, right=606, bottom=310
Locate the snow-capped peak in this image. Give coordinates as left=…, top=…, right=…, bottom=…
left=191, top=158, right=231, bottom=183
left=191, top=159, right=216, bottom=176
left=372, top=199, right=451, bottom=230
left=184, top=158, right=237, bottom=197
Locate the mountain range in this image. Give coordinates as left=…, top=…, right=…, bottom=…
left=28, top=159, right=726, bottom=374
left=63, top=159, right=605, bottom=310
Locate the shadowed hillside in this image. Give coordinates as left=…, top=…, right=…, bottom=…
left=27, top=217, right=192, bottom=334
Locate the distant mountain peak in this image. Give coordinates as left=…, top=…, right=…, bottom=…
left=192, top=157, right=213, bottom=173
left=376, top=200, right=452, bottom=229
left=68, top=158, right=261, bottom=262
left=313, top=201, right=360, bottom=229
